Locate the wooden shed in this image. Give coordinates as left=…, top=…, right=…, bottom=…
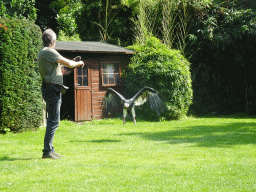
left=55, top=41, right=134, bottom=121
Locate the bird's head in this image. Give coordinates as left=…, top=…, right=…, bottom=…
left=124, top=103, right=130, bottom=108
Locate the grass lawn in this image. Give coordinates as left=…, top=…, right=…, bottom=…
left=0, top=115, right=256, bottom=191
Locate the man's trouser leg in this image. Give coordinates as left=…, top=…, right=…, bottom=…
left=42, top=86, right=62, bottom=155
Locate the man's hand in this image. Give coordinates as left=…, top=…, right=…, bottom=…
left=73, top=56, right=84, bottom=68
left=78, top=61, right=84, bottom=68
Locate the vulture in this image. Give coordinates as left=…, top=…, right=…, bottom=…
left=103, top=87, right=166, bottom=125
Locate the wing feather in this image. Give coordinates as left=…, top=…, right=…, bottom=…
left=132, top=87, right=166, bottom=116
left=103, top=88, right=125, bottom=116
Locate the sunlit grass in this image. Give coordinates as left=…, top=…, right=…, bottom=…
left=1, top=116, right=256, bottom=191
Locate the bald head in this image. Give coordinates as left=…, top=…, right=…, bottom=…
left=42, top=29, right=57, bottom=47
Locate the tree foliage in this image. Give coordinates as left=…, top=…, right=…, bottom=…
left=76, top=0, right=135, bottom=45
left=0, top=0, right=37, bottom=21
left=188, top=0, right=256, bottom=114
left=51, top=0, right=82, bottom=37
left=123, top=37, right=193, bottom=120
left=35, top=0, right=58, bottom=32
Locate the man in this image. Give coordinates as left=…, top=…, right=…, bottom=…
left=38, top=29, right=84, bottom=159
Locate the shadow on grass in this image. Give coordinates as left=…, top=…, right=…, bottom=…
left=0, top=156, right=40, bottom=161
left=120, top=122, right=256, bottom=147
left=70, top=139, right=121, bottom=143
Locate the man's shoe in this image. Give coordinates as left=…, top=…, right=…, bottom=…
left=42, top=153, right=59, bottom=159
left=52, top=152, right=63, bottom=157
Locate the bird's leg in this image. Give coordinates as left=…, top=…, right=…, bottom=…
left=123, top=108, right=128, bottom=126
left=131, top=107, right=136, bottom=125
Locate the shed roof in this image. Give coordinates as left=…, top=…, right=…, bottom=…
left=55, top=41, right=134, bottom=54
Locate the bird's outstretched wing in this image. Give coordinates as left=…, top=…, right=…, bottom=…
left=103, top=88, right=126, bottom=115
left=132, top=87, right=166, bottom=116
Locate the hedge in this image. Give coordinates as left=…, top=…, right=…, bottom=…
left=0, top=18, right=43, bottom=133
left=123, top=37, right=193, bottom=120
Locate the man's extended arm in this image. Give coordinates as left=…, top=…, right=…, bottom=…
left=57, top=56, right=84, bottom=68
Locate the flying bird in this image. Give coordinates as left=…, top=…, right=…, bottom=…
left=103, top=87, right=166, bottom=125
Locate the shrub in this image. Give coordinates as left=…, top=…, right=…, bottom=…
left=123, top=37, right=193, bottom=120
left=0, top=18, right=43, bottom=133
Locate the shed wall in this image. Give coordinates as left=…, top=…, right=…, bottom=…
left=59, top=52, right=130, bottom=120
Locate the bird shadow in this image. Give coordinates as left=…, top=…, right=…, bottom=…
left=70, top=139, right=121, bottom=143
left=119, top=122, right=256, bottom=147
left=0, top=156, right=40, bottom=161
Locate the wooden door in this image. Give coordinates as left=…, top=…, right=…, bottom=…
left=74, top=65, right=92, bottom=121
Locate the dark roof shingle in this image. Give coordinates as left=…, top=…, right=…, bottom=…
left=55, top=41, right=134, bottom=54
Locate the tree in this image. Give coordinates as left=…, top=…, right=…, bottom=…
left=77, top=0, right=135, bottom=46
left=132, top=0, right=212, bottom=55
left=188, top=0, right=256, bottom=114
left=0, top=0, right=37, bottom=21
left=50, top=0, right=82, bottom=39
left=35, top=0, right=58, bottom=32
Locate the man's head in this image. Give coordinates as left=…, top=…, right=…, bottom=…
left=42, top=29, right=57, bottom=47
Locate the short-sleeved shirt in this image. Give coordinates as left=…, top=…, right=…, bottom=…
left=38, top=47, right=62, bottom=84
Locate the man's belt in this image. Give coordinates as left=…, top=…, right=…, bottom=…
left=43, top=81, right=69, bottom=94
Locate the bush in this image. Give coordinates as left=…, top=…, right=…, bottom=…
left=0, top=18, right=44, bottom=133
left=123, top=37, right=193, bottom=120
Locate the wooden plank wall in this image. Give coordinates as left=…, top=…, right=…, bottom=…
left=58, top=52, right=131, bottom=120
left=91, top=62, right=104, bottom=120
left=91, top=55, right=125, bottom=119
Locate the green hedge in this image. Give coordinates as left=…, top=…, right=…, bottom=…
left=123, top=37, right=193, bottom=120
left=0, top=18, right=43, bottom=133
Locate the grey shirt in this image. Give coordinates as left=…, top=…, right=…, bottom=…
left=38, top=47, right=62, bottom=84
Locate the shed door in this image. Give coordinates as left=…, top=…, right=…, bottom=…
left=74, top=65, right=92, bottom=121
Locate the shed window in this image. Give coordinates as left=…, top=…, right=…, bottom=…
left=77, top=66, right=88, bottom=86
left=102, top=63, right=120, bottom=86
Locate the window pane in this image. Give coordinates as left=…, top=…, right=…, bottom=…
left=102, top=63, right=120, bottom=85
left=114, top=74, right=120, bottom=84
left=114, top=64, right=119, bottom=73
left=83, top=77, right=88, bottom=86
left=77, top=68, right=82, bottom=76
left=107, top=64, right=114, bottom=74
left=103, top=75, right=108, bottom=84
left=103, top=64, right=107, bottom=73
left=109, top=77, right=114, bottom=84
left=78, top=77, right=82, bottom=86
left=83, top=68, right=88, bottom=77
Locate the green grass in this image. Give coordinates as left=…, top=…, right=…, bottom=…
left=1, top=116, right=256, bottom=191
